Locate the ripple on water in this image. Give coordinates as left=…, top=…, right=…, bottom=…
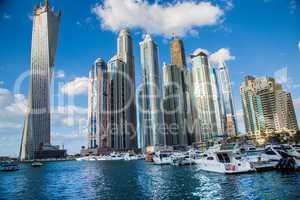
left=0, top=161, right=300, bottom=200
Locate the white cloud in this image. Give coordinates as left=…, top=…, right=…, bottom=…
left=0, top=88, right=27, bottom=130
left=0, top=88, right=12, bottom=107
left=61, top=77, right=88, bottom=96
left=54, top=105, right=87, bottom=115
left=55, top=70, right=65, bottom=78
left=294, top=98, right=300, bottom=109
left=209, top=48, right=235, bottom=64
left=92, top=0, right=224, bottom=37
left=192, top=48, right=210, bottom=56
left=298, top=41, right=300, bottom=52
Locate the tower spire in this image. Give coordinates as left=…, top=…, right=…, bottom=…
left=45, top=0, right=49, bottom=8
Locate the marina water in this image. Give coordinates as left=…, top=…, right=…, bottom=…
left=1, top=161, right=300, bottom=200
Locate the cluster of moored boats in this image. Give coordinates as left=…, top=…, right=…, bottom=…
left=151, top=144, right=300, bottom=174
left=76, top=152, right=145, bottom=161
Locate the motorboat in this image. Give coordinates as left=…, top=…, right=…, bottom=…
left=124, top=152, right=140, bottom=161
left=240, top=150, right=278, bottom=172
left=194, top=144, right=255, bottom=174
left=75, top=156, right=97, bottom=161
left=0, top=162, right=20, bottom=172
left=153, top=151, right=172, bottom=165
left=281, top=144, right=300, bottom=159
left=264, top=145, right=300, bottom=170
left=32, top=162, right=43, bottom=167
left=170, top=152, right=194, bottom=166
left=97, top=152, right=124, bottom=161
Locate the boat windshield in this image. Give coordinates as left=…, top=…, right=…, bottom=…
left=217, top=153, right=231, bottom=163
left=265, top=148, right=276, bottom=155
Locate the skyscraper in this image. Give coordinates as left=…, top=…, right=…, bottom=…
left=191, top=50, right=218, bottom=142
left=117, top=29, right=137, bottom=148
left=87, top=58, right=107, bottom=150
left=106, top=56, right=131, bottom=150
left=210, top=66, right=225, bottom=137
left=170, top=37, right=187, bottom=69
left=240, top=75, right=298, bottom=142
left=275, top=91, right=298, bottom=134
left=20, top=0, right=61, bottom=161
left=139, top=34, right=164, bottom=148
left=240, top=76, right=262, bottom=137
left=169, top=37, right=194, bottom=145
left=255, top=77, right=278, bottom=134
left=163, top=64, right=188, bottom=145
left=217, top=62, right=238, bottom=137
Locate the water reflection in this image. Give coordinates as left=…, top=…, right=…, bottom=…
left=0, top=161, right=300, bottom=200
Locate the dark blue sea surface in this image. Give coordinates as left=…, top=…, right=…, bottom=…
left=0, top=161, right=300, bottom=200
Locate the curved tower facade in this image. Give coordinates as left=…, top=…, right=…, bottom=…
left=20, top=0, right=61, bottom=161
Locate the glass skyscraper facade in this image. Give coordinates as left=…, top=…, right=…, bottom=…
left=163, top=64, right=188, bottom=145
left=217, top=62, right=238, bottom=137
left=210, top=66, right=225, bottom=137
left=87, top=58, right=107, bottom=149
left=139, top=35, right=164, bottom=148
left=117, top=29, right=137, bottom=149
left=20, top=0, right=61, bottom=161
left=191, top=50, right=218, bottom=142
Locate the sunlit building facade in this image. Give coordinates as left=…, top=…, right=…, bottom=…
left=210, top=66, right=225, bottom=137
left=20, top=0, right=61, bottom=161
left=217, top=62, right=238, bottom=137
left=139, top=35, right=164, bottom=148
left=117, top=29, right=137, bottom=148
left=241, top=75, right=298, bottom=141
left=191, top=50, right=218, bottom=142
left=87, top=58, right=107, bottom=149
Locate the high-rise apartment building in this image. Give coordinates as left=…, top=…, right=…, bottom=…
left=139, top=35, right=164, bottom=148
left=241, top=75, right=298, bottom=140
left=275, top=91, right=298, bottom=135
left=191, top=50, right=218, bottom=142
left=87, top=58, right=107, bottom=150
left=20, top=0, right=62, bottom=161
left=217, top=62, right=238, bottom=137
left=210, top=66, right=225, bottom=137
left=163, top=64, right=188, bottom=145
left=240, top=76, right=262, bottom=136
left=170, top=37, right=187, bottom=69
left=106, top=56, right=130, bottom=149
left=117, top=29, right=137, bottom=148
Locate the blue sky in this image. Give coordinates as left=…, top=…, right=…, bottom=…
left=0, top=0, right=299, bottom=156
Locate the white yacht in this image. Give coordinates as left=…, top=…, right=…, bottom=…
left=124, top=153, right=140, bottom=161
left=97, top=152, right=124, bottom=161
left=170, top=152, right=194, bottom=166
left=153, top=151, right=172, bottom=165
left=281, top=144, right=300, bottom=159
left=32, top=162, right=43, bottom=167
left=76, top=156, right=97, bottom=161
left=194, top=145, right=255, bottom=174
